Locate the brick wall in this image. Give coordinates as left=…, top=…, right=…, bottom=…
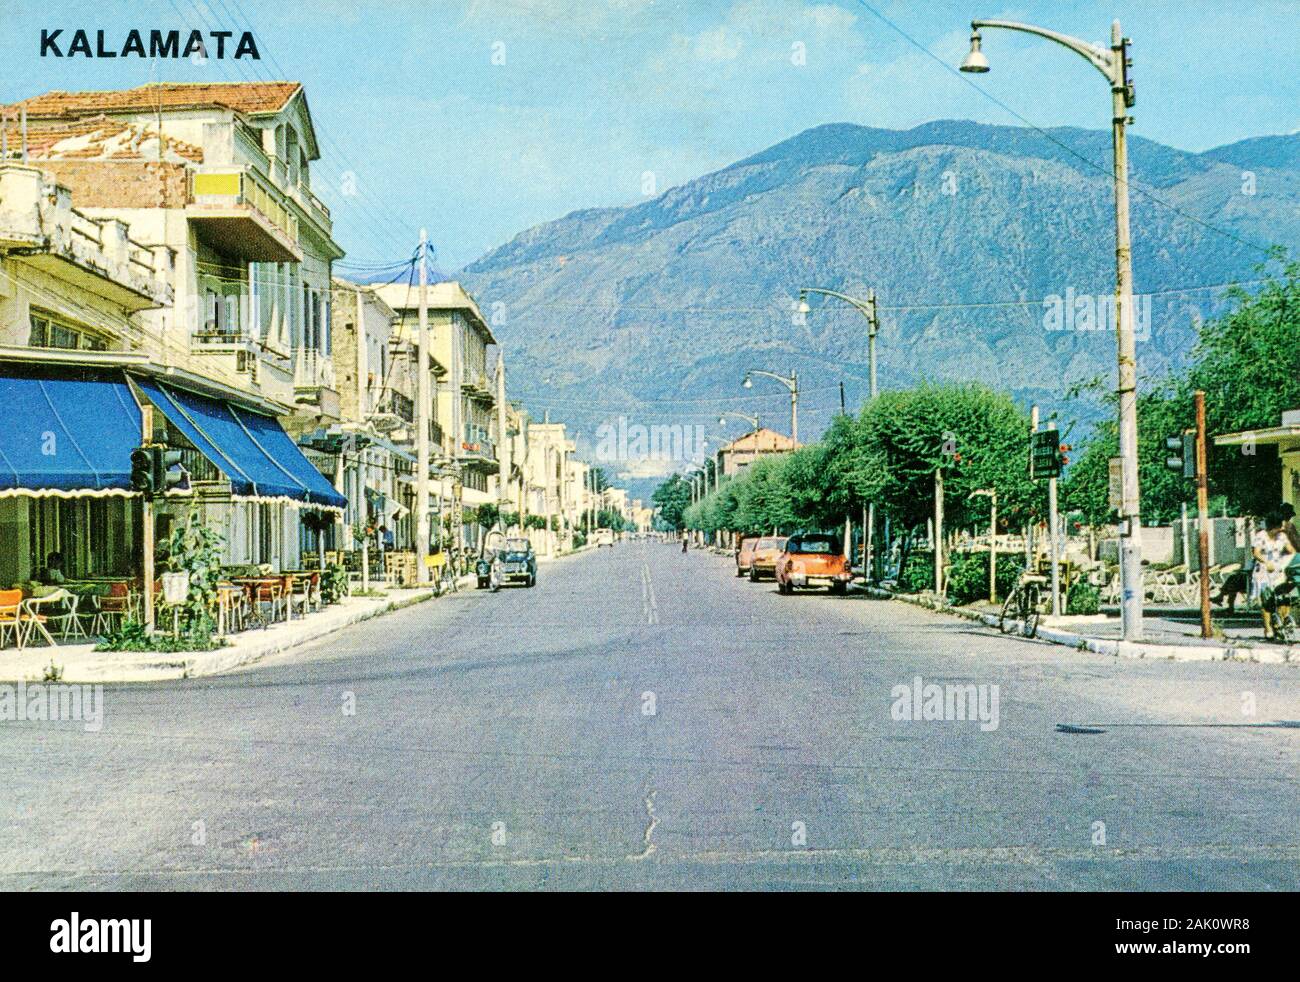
left=33, top=160, right=190, bottom=209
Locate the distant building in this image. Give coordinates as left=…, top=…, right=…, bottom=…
left=716, top=427, right=799, bottom=477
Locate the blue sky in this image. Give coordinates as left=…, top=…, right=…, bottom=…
left=3, top=0, right=1298, bottom=269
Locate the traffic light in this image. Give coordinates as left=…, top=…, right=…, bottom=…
left=1058, top=443, right=1071, bottom=468
left=151, top=447, right=189, bottom=494
left=130, top=448, right=154, bottom=494
left=1164, top=432, right=1196, bottom=478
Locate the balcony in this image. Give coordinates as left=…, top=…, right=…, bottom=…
left=188, top=166, right=302, bottom=264
left=0, top=164, right=172, bottom=313
left=459, top=426, right=498, bottom=470
left=462, top=369, right=495, bottom=403
left=293, top=347, right=340, bottom=419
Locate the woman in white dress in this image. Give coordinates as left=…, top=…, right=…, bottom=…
left=1252, top=512, right=1296, bottom=640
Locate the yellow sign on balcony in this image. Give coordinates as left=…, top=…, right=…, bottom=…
left=193, top=172, right=241, bottom=197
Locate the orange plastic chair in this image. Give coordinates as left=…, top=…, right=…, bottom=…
left=0, top=589, right=24, bottom=649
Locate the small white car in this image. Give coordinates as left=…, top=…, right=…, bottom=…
left=595, top=528, right=615, bottom=547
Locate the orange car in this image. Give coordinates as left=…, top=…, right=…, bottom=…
left=735, top=535, right=760, bottom=577
left=775, top=532, right=852, bottom=594
left=748, top=536, right=789, bottom=581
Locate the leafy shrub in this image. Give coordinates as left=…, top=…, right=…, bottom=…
left=96, top=618, right=225, bottom=653
left=321, top=564, right=350, bottom=605
left=1067, top=580, right=1101, bottom=615
left=946, top=553, right=1027, bottom=605
left=898, top=552, right=934, bottom=594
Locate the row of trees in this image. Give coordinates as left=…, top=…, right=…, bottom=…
left=656, top=254, right=1300, bottom=543
left=666, top=382, right=1047, bottom=541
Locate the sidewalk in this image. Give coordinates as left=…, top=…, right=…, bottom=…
left=867, top=587, right=1299, bottom=665
left=0, top=584, right=444, bottom=684
left=3, top=547, right=601, bottom=684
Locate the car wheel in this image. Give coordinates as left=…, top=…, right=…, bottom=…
left=736, top=566, right=745, bottom=577
left=831, top=581, right=847, bottom=595
left=749, top=567, right=759, bottom=582
left=477, top=578, right=489, bottom=589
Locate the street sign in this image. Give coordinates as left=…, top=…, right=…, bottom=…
left=1108, top=457, right=1123, bottom=510
left=1029, top=429, right=1060, bottom=479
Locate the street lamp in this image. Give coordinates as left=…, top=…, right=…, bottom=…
left=741, top=369, right=799, bottom=443
left=718, top=411, right=760, bottom=431
left=960, top=16, right=1143, bottom=641
left=798, top=287, right=880, bottom=398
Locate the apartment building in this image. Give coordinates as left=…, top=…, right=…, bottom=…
left=374, top=280, right=498, bottom=551
left=327, top=278, right=418, bottom=555
left=1, top=82, right=349, bottom=573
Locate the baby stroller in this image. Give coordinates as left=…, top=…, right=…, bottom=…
left=1258, top=554, right=1300, bottom=643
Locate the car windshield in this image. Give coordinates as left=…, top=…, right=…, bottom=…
left=757, top=538, right=781, bottom=549
left=741, top=538, right=759, bottom=549
left=505, top=539, right=530, bottom=552
left=790, top=536, right=840, bottom=554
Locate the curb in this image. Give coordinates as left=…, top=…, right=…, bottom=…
left=3, top=588, right=439, bottom=685
left=864, top=587, right=1294, bottom=666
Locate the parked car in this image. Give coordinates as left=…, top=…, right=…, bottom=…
left=499, top=537, right=537, bottom=587
left=775, top=533, right=851, bottom=594
left=595, top=528, right=616, bottom=547
left=735, top=535, right=760, bottom=577
left=748, top=536, right=789, bottom=581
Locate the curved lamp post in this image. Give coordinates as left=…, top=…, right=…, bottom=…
left=742, top=369, right=798, bottom=443
left=799, top=288, right=879, bottom=398
left=961, top=16, right=1142, bottom=641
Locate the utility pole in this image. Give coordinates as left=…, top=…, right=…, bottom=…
left=543, top=444, right=554, bottom=558
left=988, top=491, right=998, bottom=603
left=1110, top=21, right=1144, bottom=642
left=1195, top=390, right=1212, bottom=638
left=140, top=405, right=155, bottom=632
left=1047, top=420, right=1061, bottom=617
left=790, top=369, right=799, bottom=444
left=415, top=229, right=431, bottom=585
left=934, top=467, right=944, bottom=596
left=496, top=352, right=508, bottom=522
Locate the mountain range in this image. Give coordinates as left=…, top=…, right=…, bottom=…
left=459, top=119, right=1300, bottom=497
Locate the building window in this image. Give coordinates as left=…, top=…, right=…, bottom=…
left=28, top=310, right=108, bottom=352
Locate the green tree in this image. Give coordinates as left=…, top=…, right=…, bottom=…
left=651, top=473, right=692, bottom=530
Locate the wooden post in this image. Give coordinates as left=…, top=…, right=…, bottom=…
left=1195, top=391, right=1212, bottom=638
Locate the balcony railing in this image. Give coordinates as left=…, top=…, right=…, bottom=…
left=190, top=166, right=301, bottom=260
left=293, top=347, right=336, bottom=391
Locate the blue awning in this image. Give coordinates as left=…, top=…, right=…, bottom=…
left=0, top=366, right=141, bottom=497
left=135, top=378, right=347, bottom=510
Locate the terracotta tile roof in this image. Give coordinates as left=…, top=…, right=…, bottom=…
left=721, top=427, right=799, bottom=453
left=6, top=82, right=301, bottom=119
left=0, top=114, right=204, bottom=163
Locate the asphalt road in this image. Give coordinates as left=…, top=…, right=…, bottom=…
left=2, top=542, right=1298, bottom=890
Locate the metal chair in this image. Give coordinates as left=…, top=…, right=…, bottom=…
left=91, top=581, right=131, bottom=635
left=25, top=589, right=82, bottom=642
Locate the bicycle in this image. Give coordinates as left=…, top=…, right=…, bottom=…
left=999, top=571, right=1048, bottom=638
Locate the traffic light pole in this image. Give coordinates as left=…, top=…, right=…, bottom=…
left=1195, top=391, right=1212, bottom=639
left=140, top=405, right=155, bottom=633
